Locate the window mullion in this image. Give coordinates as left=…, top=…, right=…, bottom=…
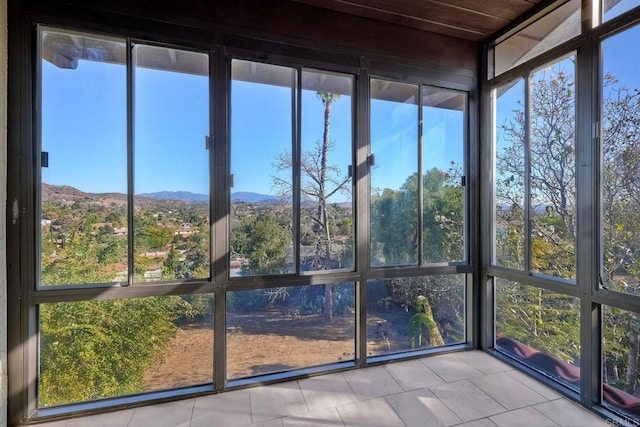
left=127, top=38, right=135, bottom=287
left=524, top=72, right=532, bottom=274
left=293, top=67, right=301, bottom=275
left=418, top=84, right=424, bottom=266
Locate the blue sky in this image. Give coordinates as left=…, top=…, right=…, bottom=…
left=42, top=55, right=464, bottom=199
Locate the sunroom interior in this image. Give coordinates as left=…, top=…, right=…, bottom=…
left=3, top=0, right=640, bottom=426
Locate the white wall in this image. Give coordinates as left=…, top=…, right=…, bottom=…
left=1, top=0, right=8, bottom=424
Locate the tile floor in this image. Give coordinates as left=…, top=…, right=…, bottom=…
left=36, top=351, right=609, bottom=427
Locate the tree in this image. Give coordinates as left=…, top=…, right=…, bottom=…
left=497, top=63, right=640, bottom=398
left=274, top=91, right=351, bottom=321
left=497, top=62, right=576, bottom=278
left=370, top=169, right=466, bottom=347
left=243, top=212, right=291, bottom=275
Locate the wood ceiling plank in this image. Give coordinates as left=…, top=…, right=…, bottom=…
left=431, top=0, right=541, bottom=21
left=289, top=0, right=499, bottom=40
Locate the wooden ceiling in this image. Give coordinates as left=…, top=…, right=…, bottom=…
left=290, top=0, right=545, bottom=42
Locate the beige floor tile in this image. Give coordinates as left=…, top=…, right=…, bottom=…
left=470, top=372, right=548, bottom=410
left=65, top=409, right=135, bottom=427
left=453, top=352, right=513, bottom=374
left=384, top=359, right=445, bottom=391
left=336, top=397, right=405, bottom=427
left=533, top=399, right=608, bottom=427
left=421, top=354, right=484, bottom=382
left=385, top=388, right=461, bottom=427
left=37, top=419, right=69, bottom=427
left=128, top=399, right=194, bottom=427
left=456, top=419, right=499, bottom=427
left=430, top=379, right=506, bottom=422
left=282, top=407, right=344, bottom=427
left=297, top=373, right=358, bottom=412
left=191, top=389, right=252, bottom=427
left=250, top=382, right=308, bottom=423
left=342, top=365, right=403, bottom=400
left=244, top=418, right=285, bottom=427
left=490, top=407, right=559, bottom=427
left=504, top=369, right=563, bottom=400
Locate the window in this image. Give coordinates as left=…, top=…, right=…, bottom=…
left=37, top=27, right=215, bottom=409
left=39, top=30, right=211, bottom=287
left=39, top=28, right=128, bottom=286
left=370, top=79, right=419, bottom=266
left=494, top=78, right=525, bottom=270
left=492, top=56, right=576, bottom=280
left=601, top=24, right=640, bottom=297
left=133, top=44, right=210, bottom=282
left=230, top=60, right=295, bottom=276
left=603, top=0, right=640, bottom=22
left=603, top=306, right=640, bottom=422
left=226, top=283, right=355, bottom=379
left=495, top=279, right=580, bottom=390
left=370, top=79, right=467, bottom=267
left=230, top=61, right=355, bottom=276
left=24, top=23, right=472, bottom=419
left=367, top=275, right=466, bottom=357
left=529, top=56, right=576, bottom=279
left=300, top=70, right=354, bottom=272
left=422, top=87, right=466, bottom=264
left=492, top=0, right=580, bottom=78
left=39, top=294, right=214, bottom=407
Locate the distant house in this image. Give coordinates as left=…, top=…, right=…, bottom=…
left=40, top=219, right=52, bottom=234
left=174, top=227, right=194, bottom=236
left=112, top=227, right=128, bottom=236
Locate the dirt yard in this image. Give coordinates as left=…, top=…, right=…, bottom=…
left=143, top=306, right=413, bottom=390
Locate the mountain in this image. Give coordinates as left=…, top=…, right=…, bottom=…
left=138, top=191, right=208, bottom=202
left=138, top=190, right=282, bottom=204
left=43, top=184, right=292, bottom=205
left=231, top=192, right=279, bottom=204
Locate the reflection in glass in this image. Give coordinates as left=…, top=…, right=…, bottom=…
left=367, top=275, right=465, bottom=357
left=230, top=60, right=295, bottom=276
left=39, top=28, right=128, bottom=286
left=495, top=279, right=580, bottom=390
left=226, top=283, right=355, bottom=379
left=493, top=0, right=580, bottom=77
left=601, top=26, right=640, bottom=297
left=134, top=45, right=210, bottom=282
left=494, top=79, right=525, bottom=270
left=529, top=56, right=576, bottom=279
left=370, top=79, right=419, bottom=267
left=603, top=306, right=640, bottom=422
left=422, top=87, right=466, bottom=263
left=300, top=70, right=354, bottom=272
left=38, top=294, right=214, bottom=407
left=603, top=0, right=640, bottom=22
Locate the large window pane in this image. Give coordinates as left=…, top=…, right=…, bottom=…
left=367, top=275, right=465, bottom=357
left=603, top=306, right=640, bottom=421
left=300, top=70, right=354, bottom=272
left=226, top=283, right=355, bottom=379
left=495, top=279, right=580, bottom=390
left=230, top=60, right=295, bottom=276
left=493, top=0, right=580, bottom=77
left=530, top=56, right=576, bottom=279
left=494, top=79, right=526, bottom=270
left=601, top=25, right=640, bottom=296
left=370, top=79, right=419, bottom=267
left=39, top=28, right=128, bottom=286
left=603, top=0, right=640, bottom=22
left=38, top=294, right=214, bottom=407
left=133, top=45, right=210, bottom=282
left=422, top=87, right=466, bottom=263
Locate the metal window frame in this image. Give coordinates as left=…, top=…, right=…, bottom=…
left=484, top=0, right=640, bottom=424
left=8, top=12, right=477, bottom=426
